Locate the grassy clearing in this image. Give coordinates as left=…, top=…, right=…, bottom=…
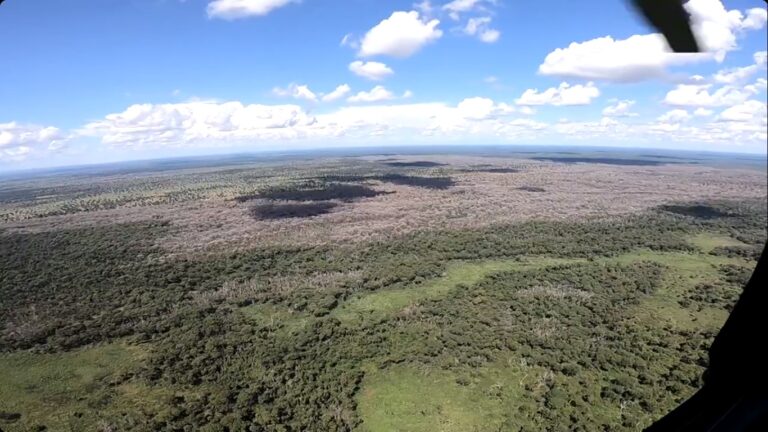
left=240, top=303, right=311, bottom=336
left=356, top=358, right=538, bottom=432
left=356, top=359, right=635, bottom=432
left=334, top=247, right=752, bottom=328
left=333, top=257, right=584, bottom=324
left=604, top=249, right=750, bottom=330
left=688, top=233, right=748, bottom=253
left=0, top=343, right=145, bottom=431
left=355, top=247, right=754, bottom=431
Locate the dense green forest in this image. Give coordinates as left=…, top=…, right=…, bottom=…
left=1, top=195, right=764, bottom=431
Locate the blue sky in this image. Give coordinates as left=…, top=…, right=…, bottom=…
left=1, top=0, right=766, bottom=169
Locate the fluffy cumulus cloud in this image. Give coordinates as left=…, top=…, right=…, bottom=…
left=77, top=97, right=547, bottom=149
left=663, top=83, right=757, bottom=107
left=713, top=65, right=760, bottom=84
left=74, top=94, right=768, bottom=153
left=746, top=78, right=767, bottom=94
left=272, top=83, right=318, bottom=102
left=602, top=100, right=637, bottom=117
left=658, top=109, right=691, bottom=123
left=463, top=17, right=500, bottom=43
left=442, top=0, right=495, bottom=20
left=538, top=0, right=767, bottom=82
left=718, top=100, right=767, bottom=123
left=79, top=101, right=319, bottom=147
left=552, top=117, right=629, bottom=140
left=321, top=85, right=352, bottom=102
left=358, top=11, right=443, bottom=58
left=516, top=82, right=600, bottom=106
left=742, top=7, right=768, bottom=30
left=206, top=0, right=297, bottom=19
left=755, top=51, right=768, bottom=66
left=347, top=86, right=396, bottom=103
left=455, top=97, right=514, bottom=120
left=0, top=122, right=66, bottom=161
left=712, top=50, right=767, bottom=84
left=349, top=61, right=394, bottom=81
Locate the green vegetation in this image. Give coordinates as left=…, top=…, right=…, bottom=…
left=0, top=343, right=146, bottom=431
left=334, top=257, right=582, bottom=324
left=1, top=193, right=764, bottom=431
left=688, top=233, right=748, bottom=253
left=612, top=249, right=749, bottom=331
left=357, top=363, right=532, bottom=432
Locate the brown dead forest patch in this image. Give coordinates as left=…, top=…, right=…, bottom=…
left=1, top=157, right=765, bottom=256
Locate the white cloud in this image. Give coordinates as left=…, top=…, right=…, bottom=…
left=402, top=90, right=414, bottom=98
left=347, top=86, right=396, bottom=103
left=742, top=8, right=768, bottom=30
left=206, top=0, right=297, bottom=19
left=712, top=99, right=768, bottom=142
left=359, top=11, right=443, bottom=58
left=712, top=51, right=767, bottom=84
left=713, top=65, right=760, bottom=84
left=479, top=29, right=501, bottom=44
left=745, top=78, right=767, bottom=94
left=321, top=84, right=352, bottom=102
left=80, top=101, right=318, bottom=147
left=516, top=82, right=600, bottom=106
left=694, top=107, right=714, bottom=116
left=658, top=109, right=691, bottom=123
left=664, top=83, right=755, bottom=107
left=349, top=61, right=394, bottom=81
left=538, top=34, right=675, bottom=82
left=455, top=97, right=515, bottom=120
left=552, top=117, right=627, bottom=139
left=538, top=0, right=767, bottom=82
left=77, top=97, right=547, bottom=150
left=755, top=51, right=768, bottom=65
left=414, top=0, right=434, bottom=16
left=718, top=100, right=767, bottom=122
left=602, top=100, right=637, bottom=117
left=443, top=0, right=494, bottom=20
left=463, top=17, right=500, bottom=43
left=0, top=122, right=66, bottom=161
left=77, top=96, right=768, bottom=153
left=518, top=106, right=536, bottom=116
left=340, top=33, right=359, bottom=49
left=456, top=97, right=495, bottom=120
left=272, top=83, right=318, bottom=102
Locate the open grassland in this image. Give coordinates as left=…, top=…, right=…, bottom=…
left=352, top=237, right=753, bottom=432
left=333, top=257, right=584, bottom=324
left=0, top=343, right=147, bottom=431
left=0, top=153, right=765, bottom=431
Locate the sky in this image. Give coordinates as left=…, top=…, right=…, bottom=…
left=1, top=0, right=766, bottom=170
